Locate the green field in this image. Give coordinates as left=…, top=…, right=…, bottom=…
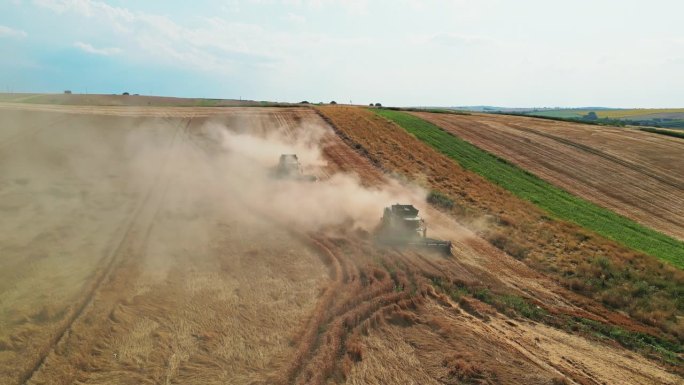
left=374, top=109, right=684, bottom=268
left=597, top=109, right=684, bottom=119
left=531, top=108, right=684, bottom=120
left=529, top=110, right=586, bottom=119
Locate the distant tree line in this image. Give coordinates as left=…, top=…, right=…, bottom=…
left=509, top=110, right=684, bottom=130
left=638, top=127, right=684, bottom=139
left=626, top=119, right=684, bottom=129
left=580, top=111, right=684, bottom=129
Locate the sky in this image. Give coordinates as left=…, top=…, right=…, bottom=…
left=1, top=0, right=682, bottom=107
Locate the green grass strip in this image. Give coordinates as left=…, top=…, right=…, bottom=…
left=373, top=109, right=684, bottom=268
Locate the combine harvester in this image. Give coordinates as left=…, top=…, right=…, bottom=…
left=376, top=204, right=452, bottom=255
left=273, top=154, right=318, bottom=182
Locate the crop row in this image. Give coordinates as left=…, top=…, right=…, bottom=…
left=373, top=109, right=684, bottom=268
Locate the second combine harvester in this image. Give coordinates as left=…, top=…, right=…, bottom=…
left=273, top=154, right=318, bottom=182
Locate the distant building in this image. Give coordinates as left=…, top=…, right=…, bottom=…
left=64, top=90, right=72, bottom=94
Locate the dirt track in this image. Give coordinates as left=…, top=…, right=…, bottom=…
left=0, top=104, right=680, bottom=384
left=411, top=112, right=684, bottom=240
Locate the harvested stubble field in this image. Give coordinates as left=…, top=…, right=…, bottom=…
left=410, top=111, right=684, bottom=242
left=374, top=109, right=683, bottom=269
left=0, top=100, right=681, bottom=385
left=0, top=93, right=262, bottom=107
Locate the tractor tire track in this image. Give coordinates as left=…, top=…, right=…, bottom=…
left=212, top=110, right=420, bottom=384
left=277, top=235, right=347, bottom=385
left=20, top=116, right=191, bottom=385
left=178, top=112, right=360, bottom=384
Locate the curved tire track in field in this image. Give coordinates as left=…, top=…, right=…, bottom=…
left=179, top=111, right=374, bottom=384
left=280, top=236, right=427, bottom=385
left=210, top=109, right=413, bottom=384
left=268, top=111, right=435, bottom=384
left=20, top=117, right=192, bottom=385
left=314, top=106, right=683, bottom=384
left=277, top=235, right=346, bottom=384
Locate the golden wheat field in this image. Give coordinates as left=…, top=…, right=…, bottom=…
left=0, top=100, right=681, bottom=385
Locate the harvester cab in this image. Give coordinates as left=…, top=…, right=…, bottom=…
left=273, top=154, right=318, bottom=182
left=376, top=204, right=452, bottom=255
left=380, top=204, right=426, bottom=238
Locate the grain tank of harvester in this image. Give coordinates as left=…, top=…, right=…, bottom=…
left=376, top=204, right=452, bottom=255
left=273, top=154, right=318, bottom=182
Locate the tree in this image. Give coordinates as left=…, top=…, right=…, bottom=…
left=330, top=101, right=337, bottom=105
left=375, top=103, right=382, bottom=107
left=584, top=111, right=598, bottom=120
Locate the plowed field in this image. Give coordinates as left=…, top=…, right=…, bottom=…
left=0, top=103, right=680, bottom=385
left=411, top=112, right=684, bottom=241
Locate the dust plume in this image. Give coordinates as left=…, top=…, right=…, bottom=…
left=194, top=119, right=428, bottom=232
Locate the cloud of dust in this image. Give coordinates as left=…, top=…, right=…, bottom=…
left=0, top=109, right=430, bottom=288
left=0, top=108, right=434, bottom=337
left=198, top=119, right=428, bottom=232
left=0, top=107, right=437, bottom=244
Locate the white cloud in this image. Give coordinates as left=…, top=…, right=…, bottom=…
left=307, top=0, right=368, bottom=14
left=33, top=0, right=372, bottom=75
left=284, top=12, right=306, bottom=23
left=255, top=0, right=369, bottom=14
left=19, top=0, right=684, bottom=106
left=220, top=0, right=240, bottom=13
left=425, top=32, right=495, bottom=47
left=0, top=25, right=28, bottom=38
left=33, top=0, right=265, bottom=72
left=74, top=41, right=122, bottom=55
left=33, top=0, right=135, bottom=20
